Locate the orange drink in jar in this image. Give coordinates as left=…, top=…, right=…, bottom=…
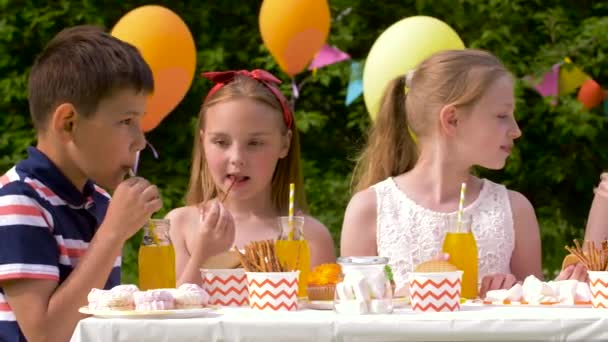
left=275, top=216, right=310, bottom=298
left=138, top=219, right=176, bottom=290
left=442, top=215, right=478, bottom=299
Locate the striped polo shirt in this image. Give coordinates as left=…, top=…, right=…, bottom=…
left=0, top=147, right=120, bottom=342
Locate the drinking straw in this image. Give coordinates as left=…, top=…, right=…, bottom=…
left=456, top=182, right=467, bottom=232
left=147, top=218, right=160, bottom=245
left=288, top=183, right=295, bottom=240
left=129, top=167, right=159, bottom=245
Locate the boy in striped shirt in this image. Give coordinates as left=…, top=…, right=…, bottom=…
left=0, top=26, right=162, bottom=342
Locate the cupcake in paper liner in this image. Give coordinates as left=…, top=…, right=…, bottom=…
left=307, top=263, right=340, bottom=301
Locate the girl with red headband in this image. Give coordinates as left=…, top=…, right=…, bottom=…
left=166, top=69, right=335, bottom=285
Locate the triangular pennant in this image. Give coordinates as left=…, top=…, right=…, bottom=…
left=308, top=44, right=351, bottom=70
left=577, top=79, right=604, bottom=110
left=345, top=61, right=363, bottom=106
left=534, top=63, right=560, bottom=98
left=559, top=57, right=590, bottom=95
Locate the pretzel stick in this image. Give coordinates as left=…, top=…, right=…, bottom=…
left=235, top=248, right=250, bottom=271
left=250, top=246, right=264, bottom=272
left=259, top=242, right=267, bottom=272
left=594, top=242, right=601, bottom=270
left=574, top=239, right=583, bottom=253
left=237, top=239, right=288, bottom=272
left=263, top=241, right=276, bottom=272
left=565, top=246, right=588, bottom=269
left=565, top=239, right=608, bottom=271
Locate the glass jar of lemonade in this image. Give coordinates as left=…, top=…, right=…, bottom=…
left=442, top=214, right=478, bottom=299
left=138, top=219, right=176, bottom=290
left=275, top=216, right=310, bottom=299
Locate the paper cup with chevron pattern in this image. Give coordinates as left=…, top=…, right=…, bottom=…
left=408, top=271, right=463, bottom=312
left=201, top=268, right=249, bottom=307
left=246, top=271, right=299, bottom=311
left=588, top=271, right=608, bottom=309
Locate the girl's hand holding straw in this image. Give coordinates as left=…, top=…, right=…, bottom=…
left=192, top=177, right=237, bottom=259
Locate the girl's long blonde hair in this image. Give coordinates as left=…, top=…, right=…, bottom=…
left=186, top=74, right=307, bottom=214
left=352, top=49, right=510, bottom=193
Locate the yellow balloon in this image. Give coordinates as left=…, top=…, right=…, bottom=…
left=111, top=5, right=196, bottom=132
left=363, top=16, right=465, bottom=119
left=259, top=0, right=330, bottom=77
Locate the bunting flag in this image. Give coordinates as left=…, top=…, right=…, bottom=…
left=533, top=63, right=560, bottom=98
left=345, top=61, right=363, bottom=106
left=577, top=79, right=604, bottom=110
left=308, top=44, right=351, bottom=70
left=559, top=57, right=590, bottom=95
left=526, top=57, right=608, bottom=110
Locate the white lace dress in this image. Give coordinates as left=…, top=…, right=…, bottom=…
left=374, top=177, right=515, bottom=289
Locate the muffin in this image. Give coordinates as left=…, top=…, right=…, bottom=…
left=308, top=264, right=341, bottom=301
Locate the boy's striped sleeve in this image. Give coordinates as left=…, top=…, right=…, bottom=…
left=0, top=182, right=59, bottom=282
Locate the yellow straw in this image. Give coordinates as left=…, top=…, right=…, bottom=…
left=129, top=168, right=160, bottom=245
left=288, top=183, right=294, bottom=240
left=148, top=219, right=160, bottom=245
left=456, top=182, right=467, bottom=233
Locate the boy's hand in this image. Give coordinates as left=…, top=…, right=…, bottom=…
left=100, top=177, right=162, bottom=241
left=191, top=200, right=235, bottom=258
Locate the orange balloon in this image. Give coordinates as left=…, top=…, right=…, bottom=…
left=577, top=79, right=604, bottom=109
left=111, top=5, right=196, bottom=132
left=259, top=0, right=330, bottom=77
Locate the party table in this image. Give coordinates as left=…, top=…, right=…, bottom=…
left=70, top=303, right=608, bottom=342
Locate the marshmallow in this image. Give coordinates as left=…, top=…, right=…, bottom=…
left=111, top=284, right=140, bottom=293
left=522, top=275, right=554, bottom=302
left=172, top=283, right=210, bottom=308
left=575, top=282, right=591, bottom=302
left=552, top=280, right=577, bottom=304
left=506, top=283, right=523, bottom=302
left=485, top=289, right=509, bottom=302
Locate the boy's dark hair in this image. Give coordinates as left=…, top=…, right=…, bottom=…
left=27, top=25, right=154, bottom=130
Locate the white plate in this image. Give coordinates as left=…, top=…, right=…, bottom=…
left=307, top=300, right=333, bottom=310
left=393, top=297, right=411, bottom=308
left=480, top=301, right=592, bottom=308
left=79, top=306, right=219, bottom=319
left=306, top=297, right=411, bottom=310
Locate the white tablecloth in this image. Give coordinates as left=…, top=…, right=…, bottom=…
left=71, top=304, right=608, bottom=342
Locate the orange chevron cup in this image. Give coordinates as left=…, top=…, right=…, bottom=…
left=408, top=271, right=463, bottom=312
left=246, top=271, right=300, bottom=311
left=201, top=268, right=249, bottom=307
left=588, top=271, right=608, bottom=309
